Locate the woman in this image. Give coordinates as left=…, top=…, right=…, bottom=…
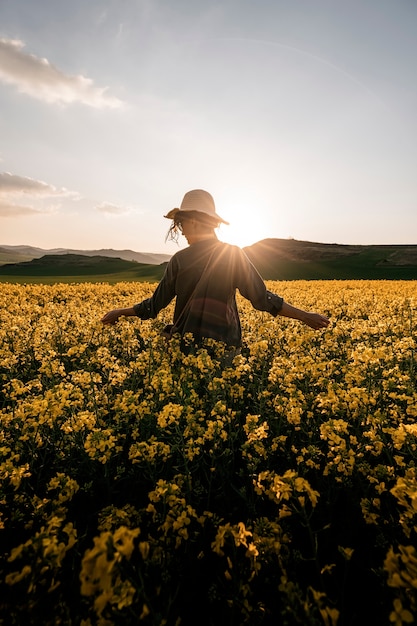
left=101, top=189, right=330, bottom=345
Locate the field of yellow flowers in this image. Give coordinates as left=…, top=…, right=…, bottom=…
left=0, top=280, right=416, bottom=626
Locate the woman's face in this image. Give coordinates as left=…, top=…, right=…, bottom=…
left=176, top=213, right=216, bottom=244
left=177, top=215, right=195, bottom=243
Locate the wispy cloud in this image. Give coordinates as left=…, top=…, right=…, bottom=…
left=0, top=171, right=71, bottom=195
left=0, top=201, right=44, bottom=217
left=0, top=38, right=124, bottom=108
left=95, top=202, right=130, bottom=215
left=0, top=172, right=134, bottom=219
left=0, top=171, right=74, bottom=217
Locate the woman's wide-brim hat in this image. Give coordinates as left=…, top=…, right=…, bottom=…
left=164, top=189, right=229, bottom=225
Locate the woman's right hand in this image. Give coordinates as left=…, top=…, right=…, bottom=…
left=101, top=309, right=122, bottom=325
left=101, top=307, right=137, bottom=325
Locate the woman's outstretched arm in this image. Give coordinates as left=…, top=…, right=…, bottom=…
left=277, top=301, right=330, bottom=330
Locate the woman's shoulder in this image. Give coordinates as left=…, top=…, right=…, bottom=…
left=218, top=241, right=246, bottom=258
left=170, top=240, right=243, bottom=264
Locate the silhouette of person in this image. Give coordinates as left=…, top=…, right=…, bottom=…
left=101, top=190, right=330, bottom=347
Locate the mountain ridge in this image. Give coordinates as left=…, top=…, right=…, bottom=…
left=0, top=245, right=171, bottom=266
left=0, top=253, right=168, bottom=283
left=0, top=239, right=416, bottom=281
left=242, top=239, right=417, bottom=279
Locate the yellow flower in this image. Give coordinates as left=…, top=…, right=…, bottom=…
left=156, top=402, right=183, bottom=428
left=389, top=599, right=414, bottom=626
left=338, top=546, right=354, bottom=561
left=5, top=564, right=32, bottom=585
left=113, top=526, right=140, bottom=559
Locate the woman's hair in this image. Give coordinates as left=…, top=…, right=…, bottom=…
left=165, top=211, right=220, bottom=243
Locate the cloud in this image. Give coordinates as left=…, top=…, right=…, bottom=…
left=0, top=172, right=133, bottom=219
left=0, top=38, right=124, bottom=108
left=0, top=171, right=75, bottom=197
left=0, top=171, right=74, bottom=217
left=0, top=201, right=44, bottom=217
left=95, top=202, right=130, bottom=215
left=0, top=171, right=72, bottom=195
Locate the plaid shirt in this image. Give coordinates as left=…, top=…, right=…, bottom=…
left=133, top=238, right=283, bottom=346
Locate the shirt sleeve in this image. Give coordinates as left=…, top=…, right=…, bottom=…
left=235, top=248, right=284, bottom=316
left=132, top=258, right=177, bottom=319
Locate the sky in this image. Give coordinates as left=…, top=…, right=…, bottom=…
left=0, top=0, right=416, bottom=253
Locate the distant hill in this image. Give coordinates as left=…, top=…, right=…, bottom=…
left=0, top=240, right=416, bottom=283
left=0, top=254, right=168, bottom=283
left=0, top=245, right=171, bottom=266
left=243, top=239, right=417, bottom=280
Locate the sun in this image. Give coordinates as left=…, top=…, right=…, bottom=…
left=218, top=220, right=268, bottom=249
left=215, top=193, right=271, bottom=249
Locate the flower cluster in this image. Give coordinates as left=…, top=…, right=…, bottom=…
left=0, top=280, right=416, bottom=625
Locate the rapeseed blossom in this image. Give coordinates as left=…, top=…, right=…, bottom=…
left=0, top=280, right=417, bottom=625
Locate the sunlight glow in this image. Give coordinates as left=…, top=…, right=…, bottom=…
left=218, top=220, right=268, bottom=249
left=216, top=190, right=273, bottom=249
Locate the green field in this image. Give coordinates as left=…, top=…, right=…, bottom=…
left=0, top=254, right=167, bottom=284
left=1, top=242, right=417, bottom=283
left=244, top=241, right=417, bottom=280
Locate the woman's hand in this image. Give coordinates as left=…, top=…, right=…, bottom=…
left=278, top=301, right=330, bottom=330
left=101, top=307, right=136, bottom=325
left=301, top=312, right=330, bottom=330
